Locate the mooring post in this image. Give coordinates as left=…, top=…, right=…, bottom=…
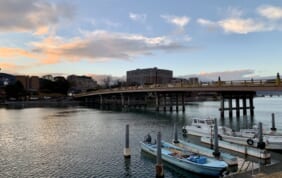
left=156, top=132, right=164, bottom=178
left=210, top=126, right=213, bottom=149
left=173, top=123, right=179, bottom=144
left=271, top=113, right=277, bottom=131
left=213, top=118, right=220, bottom=158
left=257, top=122, right=265, bottom=149
left=124, top=124, right=131, bottom=158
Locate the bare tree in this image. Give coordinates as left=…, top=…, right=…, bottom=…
left=102, top=76, right=112, bottom=88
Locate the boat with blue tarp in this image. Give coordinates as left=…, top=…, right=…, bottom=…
left=140, top=139, right=228, bottom=177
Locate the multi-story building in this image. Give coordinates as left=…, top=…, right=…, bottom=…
left=188, top=77, right=199, bottom=85
left=42, top=75, right=54, bottom=81
left=67, top=75, right=98, bottom=92
left=126, top=67, right=173, bottom=85
left=16, top=75, right=40, bottom=91
left=0, top=73, right=16, bottom=87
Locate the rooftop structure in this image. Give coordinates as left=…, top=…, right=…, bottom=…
left=67, top=75, right=98, bottom=92
left=0, top=73, right=16, bottom=87
left=126, top=67, right=173, bottom=85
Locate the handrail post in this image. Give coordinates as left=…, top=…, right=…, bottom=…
left=218, top=76, right=221, bottom=87
left=276, top=72, right=280, bottom=86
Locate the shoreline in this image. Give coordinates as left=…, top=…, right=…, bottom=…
left=0, top=99, right=80, bottom=108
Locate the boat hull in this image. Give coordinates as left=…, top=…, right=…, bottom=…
left=176, top=139, right=238, bottom=172
left=183, top=126, right=282, bottom=150
left=140, top=141, right=227, bottom=177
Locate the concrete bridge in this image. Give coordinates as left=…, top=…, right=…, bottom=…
left=74, top=77, right=282, bottom=117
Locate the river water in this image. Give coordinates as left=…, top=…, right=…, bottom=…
left=0, top=97, right=281, bottom=178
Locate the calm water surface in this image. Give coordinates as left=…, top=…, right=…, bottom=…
left=0, top=97, right=281, bottom=177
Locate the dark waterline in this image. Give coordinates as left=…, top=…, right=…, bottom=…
left=0, top=97, right=281, bottom=177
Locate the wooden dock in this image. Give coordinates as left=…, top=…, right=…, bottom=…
left=201, top=137, right=271, bottom=162
left=174, top=139, right=238, bottom=172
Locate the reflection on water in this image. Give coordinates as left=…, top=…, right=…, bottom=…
left=0, top=97, right=281, bottom=177
left=123, top=158, right=132, bottom=177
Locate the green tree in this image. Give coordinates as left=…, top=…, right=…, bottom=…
left=5, top=81, right=25, bottom=100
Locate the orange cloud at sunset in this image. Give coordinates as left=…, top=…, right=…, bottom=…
left=0, top=47, right=36, bottom=59
left=0, top=62, right=26, bottom=73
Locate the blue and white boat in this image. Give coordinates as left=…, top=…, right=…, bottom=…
left=140, top=140, right=228, bottom=177
left=182, top=118, right=282, bottom=150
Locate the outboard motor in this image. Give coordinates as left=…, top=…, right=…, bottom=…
left=144, top=134, right=152, bottom=143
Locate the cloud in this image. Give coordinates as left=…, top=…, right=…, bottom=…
left=198, top=5, right=282, bottom=34
left=180, top=69, right=257, bottom=81
left=198, top=17, right=269, bottom=34
left=0, top=0, right=74, bottom=34
left=218, top=18, right=265, bottom=34
left=0, top=47, right=37, bottom=58
left=29, top=30, right=186, bottom=64
left=129, top=13, right=147, bottom=22
left=258, top=5, right=282, bottom=20
left=0, top=62, right=31, bottom=75
left=197, top=18, right=218, bottom=31
left=161, top=15, right=190, bottom=33
left=88, top=18, right=121, bottom=28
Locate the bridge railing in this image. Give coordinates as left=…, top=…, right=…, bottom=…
left=75, top=78, right=281, bottom=97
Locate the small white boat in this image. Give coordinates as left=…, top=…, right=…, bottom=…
left=182, top=118, right=282, bottom=150
left=174, top=139, right=238, bottom=172
left=140, top=140, right=228, bottom=177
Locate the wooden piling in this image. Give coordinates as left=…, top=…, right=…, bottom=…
left=257, top=122, right=265, bottom=149
left=213, top=118, right=220, bottom=158
left=271, top=113, right=277, bottom=131
left=124, top=124, right=131, bottom=158
left=156, top=132, right=164, bottom=178
left=173, top=123, right=179, bottom=144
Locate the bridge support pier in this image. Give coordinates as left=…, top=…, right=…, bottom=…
left=243, top=97, right=247, bottom=116
left=236, top=97, right=240, bottom=117
left=228, top=98, right=233, bottom=118
left=121, top=94, right=125, bottom=108
left=155, top=93, right=159, bottom=112
left=220, top=97, right=225, bottom=118
left=182, top=93, right=185, bottom=112
left=175, top=93, right=179, bottom=112
left=99, top=95, right=103, bottom=109
left=163, top=94, right=166, bottom=112
left=249, top=96, right=254, bottom=117
left=219, top=92, right=255, bottom=118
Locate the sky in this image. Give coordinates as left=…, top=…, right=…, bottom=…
left=0, top=0, right=282, bottom=82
